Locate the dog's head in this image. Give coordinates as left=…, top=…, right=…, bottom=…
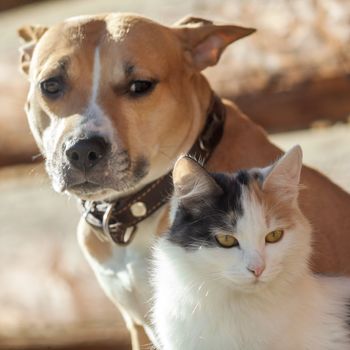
left=18, top=13, right=254, bottom=200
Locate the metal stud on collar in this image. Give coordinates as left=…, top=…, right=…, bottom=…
left=130, top=201, right=147, bottom=218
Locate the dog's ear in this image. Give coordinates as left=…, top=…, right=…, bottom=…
left=17, top=25, right=48, bottom=75
left=173, top=16, right=255, bottom=71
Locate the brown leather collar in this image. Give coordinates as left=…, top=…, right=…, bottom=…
left=80, top=94, right=226, bottom=245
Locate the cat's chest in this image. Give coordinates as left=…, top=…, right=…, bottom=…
left=189, top=299, right=275, bottom=346
left=157, top=284, right=301, bottom=350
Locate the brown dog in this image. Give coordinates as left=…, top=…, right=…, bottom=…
left=18, top=13, right=350, bottom=349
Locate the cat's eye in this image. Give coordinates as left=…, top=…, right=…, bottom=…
left=265, top=229, right=284, bottom=243
left=215, top=234, right=239, bottom=248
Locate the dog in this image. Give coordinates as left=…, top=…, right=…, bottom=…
left=18, top=13, right=350, bottom=349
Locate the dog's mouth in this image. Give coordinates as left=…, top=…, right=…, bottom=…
left=67, top=180, right=114, bottom=200
left=53, top=155, right=150, bottom=200
left=70, top=181, right=102, bottom=192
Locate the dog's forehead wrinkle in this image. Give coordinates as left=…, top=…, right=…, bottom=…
left=124, top=62, right=135, bottom=76
left=58, top=56, right=70, bottom=70
left=38, top=56, right=70, bottom=81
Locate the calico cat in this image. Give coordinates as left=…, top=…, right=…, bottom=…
left=151, top=146, right=350, bottom=350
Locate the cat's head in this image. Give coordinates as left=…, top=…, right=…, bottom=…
left=168, top=146, right=312, bottom=292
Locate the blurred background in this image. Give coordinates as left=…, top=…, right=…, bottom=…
left=0, top=0, right=349, bottom=349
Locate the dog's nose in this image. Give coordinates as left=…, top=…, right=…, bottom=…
left=65, top=137, right=108, bottom=171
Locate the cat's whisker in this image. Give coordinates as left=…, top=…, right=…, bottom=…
left=197, top=281, right=205, bottom=292
left=191, top=301, right=201, bottom=315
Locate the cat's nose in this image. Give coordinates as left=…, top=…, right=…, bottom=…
left=247, top=265, right=265, bottom=278
left=246, top=251, right=266, bottom=278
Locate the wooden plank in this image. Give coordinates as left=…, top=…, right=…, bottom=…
left=233, top=75, right=350, bottom=133
left=0, top=0, right=46, bottom=12
left=2, top=341, right=130, bottom=350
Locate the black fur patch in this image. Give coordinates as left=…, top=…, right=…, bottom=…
left=168, top=170, right=256, bottom=250
left=236, top=170, right=250, bottom=186
left=133, top=156, right=149, bottom=182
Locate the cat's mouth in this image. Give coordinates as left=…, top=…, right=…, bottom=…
left=224, top=276, right=269, bottom=292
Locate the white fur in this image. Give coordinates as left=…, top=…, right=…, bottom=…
left=151, top=188, right=350, bottom=350
left=78, top=206, right=166, bottom=347
left=91, top=47, right=100, bottom=104
left=82, top=46, right=116, bottom=144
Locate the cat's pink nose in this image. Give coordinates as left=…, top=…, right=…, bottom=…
left=247, top=265, right=265, bottom=278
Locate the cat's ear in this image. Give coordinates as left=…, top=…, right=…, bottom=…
left=262, top=145, right=303, bottom=201
left=172, top=16, right=256, bottom=71
left=173, top=156, right=222, bottom=208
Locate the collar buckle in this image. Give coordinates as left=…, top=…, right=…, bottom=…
left=102, top=203, right=137, bottom=245
left=82, top=201, right=109, bottom=242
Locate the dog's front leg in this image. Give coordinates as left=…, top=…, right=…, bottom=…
left=128, top=323, right=152, bottom=350
left=118, top=304, right=153, bottom=349
left=77, top=219, right=154, bottom=349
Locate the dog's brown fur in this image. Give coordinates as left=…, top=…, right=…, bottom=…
left=18, top=14, right=350, bottom=349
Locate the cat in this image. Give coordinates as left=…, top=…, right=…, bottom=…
left=151, top=146, right=350, bottom=350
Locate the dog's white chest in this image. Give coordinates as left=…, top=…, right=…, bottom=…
left=78, top=207, right=166, bottom=327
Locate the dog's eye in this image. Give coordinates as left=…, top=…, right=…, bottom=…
left=40, top=77, right=64, bottom=98
left=129, top=80, right=155, bottom=97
